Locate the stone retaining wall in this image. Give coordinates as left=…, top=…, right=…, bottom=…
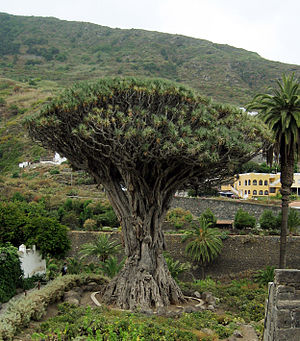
left=264, top=269, right=300, bottom=341
left=68, top=232, right=300, bottom=279
left=171, top=197, right=281, bottom=220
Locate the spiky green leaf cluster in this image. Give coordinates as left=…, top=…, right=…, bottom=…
left=247, top=74, right=300, bottom=160
left=27, top=78, right=270, bottom=182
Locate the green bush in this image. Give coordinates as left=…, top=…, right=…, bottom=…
left=24, top=216, right=70, bottom=258
left=234, top=209, right=256, bottom=229
left=254, top=266, right=275, bottom=286
left=0, top=274, right=108, bottom=341
left=259, top=210, right=279, bottom=230
left=0, top=201, right=70, bottom=258
left=165, top=254, right=191, bottom=282
left=49, top=168, right=60, bottom=175
left=166, top=207, right=193, bottom=229
left=0, top=244, right=23, bottom=303
left=200, top=208, right=217, bottom=227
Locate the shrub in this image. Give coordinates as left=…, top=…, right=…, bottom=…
left=24, top=216, right=70, bottom=258
left=95, top=208, right=119, bottom=228
left=183, top=217, right=223, bottom=278
left=61, top=211, right=80, bottom=229
left=0, top=274, right=108, bottom=341
left=164, top=254, right=191, bottom=282
left=100, top=256, right=126, bottom=278
left=80, top=234, right=121, bottom=262
left=234, top=209, right=256, bottom=229
left=166, top=207, right=193, bottom=229
left=49, top=168, right=60, bottom=175
left=0, top=244, right=23, bottom=303
left=254, top=266, right=275, bottom=286
left=200, top=208, right=217, bottom=227
left=83, top=218, right=97, bottom=230
left=259, top=210, right=278, bottom=230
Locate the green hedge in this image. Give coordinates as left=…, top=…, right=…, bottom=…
left=0, top=244, right=23, bottom=303
left=0, top=274, right=107, bottom=341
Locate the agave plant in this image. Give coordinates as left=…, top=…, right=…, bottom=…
left=79, top=234, right=121, bottom=262
left=182, top=216, right=223, bottom=278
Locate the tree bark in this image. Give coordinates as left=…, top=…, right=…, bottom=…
left=101, top=215, right=185, bottom=310
left=98, top=170, right=186, bottom=310
left=279, top=146, right=294, bottom=269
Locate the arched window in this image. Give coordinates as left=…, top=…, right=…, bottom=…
left=253, top=180, right=257, bottom=185
left=239, top=181, right=241, bottom=186
left=259, top=180, right=263, bottom=186
left=264, top=180, right=268, bottom=186
left=244, top=180, right=247, bottom=186
left=265, top=190, right=269, bottom=195
left=253, top=190, right=257, bottom=195
left=248, top=190, right=251, bottom=194
left=259, top=190, right=263, bottom=195
left=248, top=180, right=251, bottom=185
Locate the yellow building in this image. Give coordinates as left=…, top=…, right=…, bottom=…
left=221, top=173, right=300, bottom=199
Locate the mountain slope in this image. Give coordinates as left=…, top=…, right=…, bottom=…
left=1, top=12, right=300, bottom=105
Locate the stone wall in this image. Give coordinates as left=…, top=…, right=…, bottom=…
left=264, top=269, right=300, bottom=341
left=68, top=232, right=300, bottom=279
left=171, top=197, right=281, bottom=220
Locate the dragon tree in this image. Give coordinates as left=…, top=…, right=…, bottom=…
left=27, top=78, right=270, bottom=310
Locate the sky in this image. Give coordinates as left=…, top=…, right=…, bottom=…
left=1, top=0, right=300, bottom=66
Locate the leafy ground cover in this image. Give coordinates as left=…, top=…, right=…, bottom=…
left=11, top=277, right=267, bottom=341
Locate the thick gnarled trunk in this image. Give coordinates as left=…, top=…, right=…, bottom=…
left=99, top=172, right=186, bottom=310
left=102, top=233, right=184, bottom=310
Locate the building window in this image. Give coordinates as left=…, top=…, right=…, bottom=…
left=253, top=190, right=257, bottom=195
left=264, top=180, right=268, bottom=186
left=239, top=181, right=241, bottom=186
left=248, top=180, right=251, bottom=185
left=248, top=190, right=251, bottom=194
left=259, top=190, right=263, bottom=195
left=265, top=190, right=269, bottom=195
left=270, top=187, right=276, bottom=193
left=244, top=180, right=247, bottom=186
left=259, top=180, right=263, bottom=186
left=253, top=180, right=257, bottom=185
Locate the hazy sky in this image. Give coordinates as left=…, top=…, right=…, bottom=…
left=1, top=0, right=300, bottom=65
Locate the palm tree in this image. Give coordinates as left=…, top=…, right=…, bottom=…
left=79, top=233, right=121, bottom=262
left=247, top=74, right=300, bottom=268
left=182, top=216, right=223, bottom=278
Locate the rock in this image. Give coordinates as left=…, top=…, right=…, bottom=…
left=156, top=306, right=167, bottom=315
left=193, top=291, right=201, bottom=298
left=207, top=304, right=215, bottom=311
left=233, top=330, right=243, bottom=338
left=202, top=328, right=215, bottom=336
left=65, top=297, right=80, bottom=306
left=202, top=291, right=216, bottom=305
left=64, top=290, right=81, bottom=301
left=140, top=308, right=153, bottom=316
left=184, top=306, right=197, bottom=313
left=72, top=287, right=83, bottom=294
left=166, top=310, right=182, bottom=318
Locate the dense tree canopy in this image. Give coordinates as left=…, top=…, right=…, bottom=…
left=27, top=78, right=270, bottom=309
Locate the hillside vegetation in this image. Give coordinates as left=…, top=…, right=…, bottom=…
left=0, top=11, right=300, bottom=176
left=1, top=11, right=300, bottom=106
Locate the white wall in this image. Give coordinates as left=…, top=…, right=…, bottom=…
left=18, top=244, right=46, bottom=278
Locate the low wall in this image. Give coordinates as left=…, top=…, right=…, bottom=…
left=68, top=232, right=300, bottom=279
left=264, top=269, right=300, bottom=341
left=171, top=197, right=281, bottom=220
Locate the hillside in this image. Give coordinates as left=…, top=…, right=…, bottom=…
left=1, top=12, right=300, bottom=106
left=0, top=12, right=300, bottom=176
